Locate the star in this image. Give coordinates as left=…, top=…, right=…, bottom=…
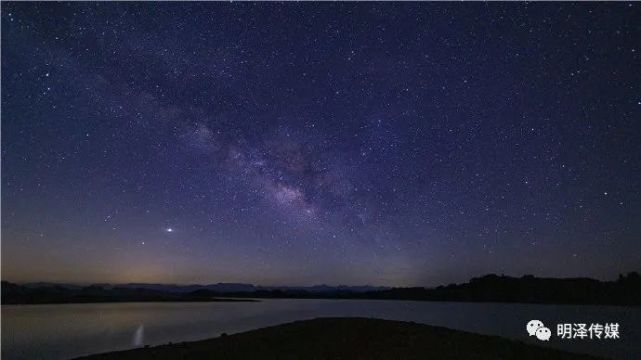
left=1, top=1, right=639, bottom=290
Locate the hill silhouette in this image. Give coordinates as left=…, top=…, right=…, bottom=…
left=358, top=272, right=641, bottom=306
left=3, top=272, right=640, bottom=306
left=0, top=281, right=255, bottom=304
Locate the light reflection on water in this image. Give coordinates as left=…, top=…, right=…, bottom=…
left=132, top=324, right=144, bottom=347
left=1, top=299, right=639, bottom=359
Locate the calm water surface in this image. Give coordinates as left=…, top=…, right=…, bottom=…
left=2, top=299, right=639, bottom=359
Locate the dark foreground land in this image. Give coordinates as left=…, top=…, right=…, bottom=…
left=77, top=318, right=600, bottom=360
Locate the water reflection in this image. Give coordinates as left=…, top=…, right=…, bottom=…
left=2, top=299, right=639, bottom=359
left=132, top=324, right=144, bottom=347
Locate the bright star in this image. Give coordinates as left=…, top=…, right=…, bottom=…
left=165, top=228, right=174, bottom=233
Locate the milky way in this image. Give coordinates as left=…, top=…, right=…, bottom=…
left=2, top=2, right=640, bottom=286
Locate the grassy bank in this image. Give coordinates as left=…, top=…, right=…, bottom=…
left=77, top=317, right=601, bottom=360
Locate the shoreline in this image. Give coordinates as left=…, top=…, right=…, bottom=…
left=0, top=298, right=258, bottom=305
left=2, top=297, right=637, bottom=308
left=75, top=317, right=602, bottom=360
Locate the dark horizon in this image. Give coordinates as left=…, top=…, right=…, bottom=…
left=3, top=3, right=641, bottom=288
left=5, top=272, right=641, bottom=308
left=5, top=270, right=640, bottom=289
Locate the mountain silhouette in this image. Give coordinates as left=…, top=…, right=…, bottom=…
left=3, top=272, right=640, bottom=306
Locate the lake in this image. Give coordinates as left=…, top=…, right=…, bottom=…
left=2, top=299, right=639, bottom=359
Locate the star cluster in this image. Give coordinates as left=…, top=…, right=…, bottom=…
left=2, top=3, right=640, bottom=286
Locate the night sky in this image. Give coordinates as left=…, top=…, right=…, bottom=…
left=2, top=3, right=640, bottom=287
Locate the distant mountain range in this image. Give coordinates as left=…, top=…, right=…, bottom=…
left=3, top=272, right=640, bottom=306
left=20, top=282, right=389, bottom=294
